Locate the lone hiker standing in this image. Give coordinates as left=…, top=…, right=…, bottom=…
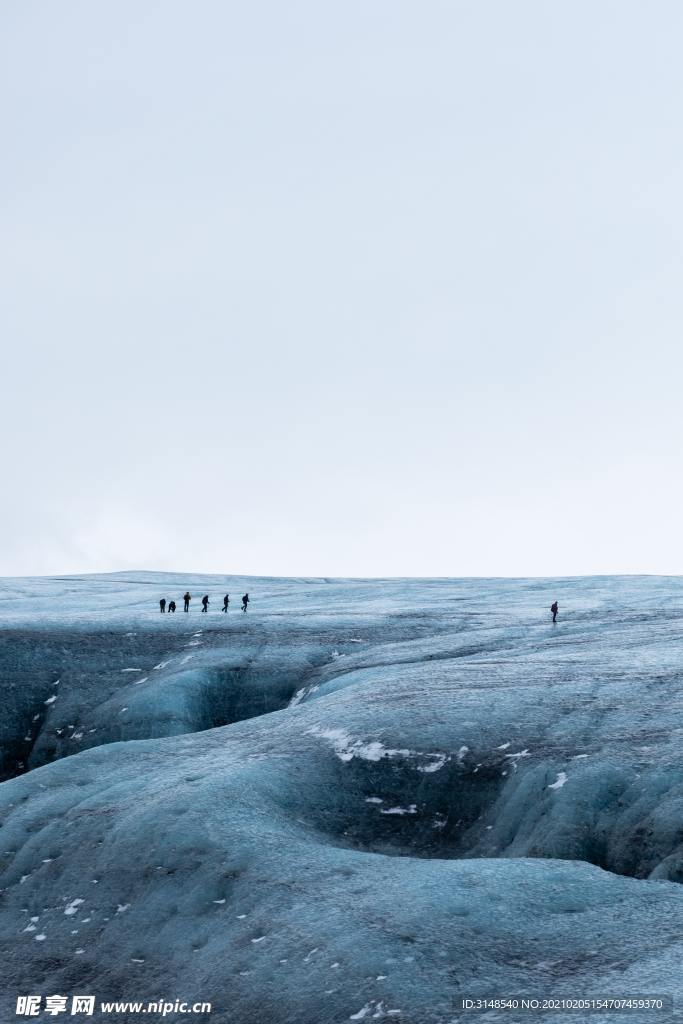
left=551, top=600, right=559, bottom=624
left=183, top=592, right=192, bottom=612
left=201, top=595, right=209, bottom=613
left=241, top=593, right=249, bottom=612
left=222, top=594, right=229, bottom=613
left=159, top=598, right=166, bottom=613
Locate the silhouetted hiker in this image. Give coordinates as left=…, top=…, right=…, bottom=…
left=241, top=593, right=249, bottom=612
left=551, top=601, right=559, bottom=624
left=159, top=598, right=166, bottom=613
left=201, top=595, right=209, bottom=613
left=183, top=592, right=191, bottom=612
left=223, top=594, right=229, bottom=612
left=168, top=600, right=176, bottom=613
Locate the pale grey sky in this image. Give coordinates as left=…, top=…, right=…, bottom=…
left=2, top=1, right=683, bottom=577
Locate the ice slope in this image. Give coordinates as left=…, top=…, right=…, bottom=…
left=1, top=573, right=683, bottom=1023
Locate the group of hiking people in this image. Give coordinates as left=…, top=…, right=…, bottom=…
left=159, top=592, right=250, bottom=614
left=159, top=591, right=558, bottom=620
left=160, top=598, right=561, bottom=618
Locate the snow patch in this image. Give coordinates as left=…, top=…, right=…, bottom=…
left=306, top=726, right=447, bottom=772
left=306, top=727, right=410, bottom=763
left=417, top=754, right=448, bottom=773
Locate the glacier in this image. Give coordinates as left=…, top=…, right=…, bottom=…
left=1, top=572, right=683, bottom=1023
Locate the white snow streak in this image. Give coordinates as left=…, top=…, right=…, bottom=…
left=306, top=726, right=448, bottom=772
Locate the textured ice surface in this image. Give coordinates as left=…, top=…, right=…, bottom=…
left=2, top=573, right=683, bottom=1023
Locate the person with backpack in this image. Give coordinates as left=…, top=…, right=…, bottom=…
left=201, top=595, right=210, bottom=613
left=183, top=592, right=192, bottom=612
left=241, top=593, right=249, bottom=612
left=551, top=600, right=559, bottom=624
left=222, top=594, right=229, bottom=613
left=159, top=598, right=166, bottom=613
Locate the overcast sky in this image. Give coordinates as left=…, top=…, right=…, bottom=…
left=2, top=1, right=683, bottom=578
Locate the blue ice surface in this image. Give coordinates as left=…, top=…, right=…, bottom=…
left=1, top=572, right=683, bottom=1023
